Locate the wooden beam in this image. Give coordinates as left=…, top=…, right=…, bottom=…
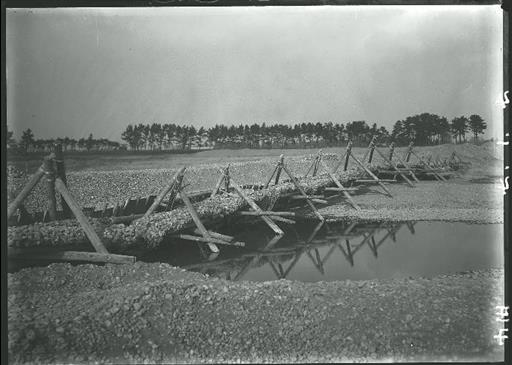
left=192, top=229, right=234, bottom=242
left=268, top=215, right=295, bottom=224
left=111, top=213, right=144, bottom=224
left=43, top=156, right=57, bottom=221
left=355, top=179, right=396, bottom=183
left=55, top=178, right=109, bottom=254
left=324, top=187, right=359, bottom=192
left=239, top=211, right=295, bottom=217
left=53, top=144, right=72, bottom=218
left=7, top=165, right=45, bottom=220
left=211, top=166, right=227, bottom=197
left=179, top=190, right=220, bottom=253
left=177, top=234, right=244, bottom=247
left=8, top=249, right=136, bottom=264
left=343, top=142, right=353, bottom=171
left=144, top=167, right=186, bottom=218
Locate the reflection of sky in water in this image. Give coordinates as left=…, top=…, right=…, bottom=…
left=231, top=222, right=504, bottom=282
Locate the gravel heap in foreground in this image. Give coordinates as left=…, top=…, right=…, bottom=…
left=8, top=263, right=504, bottom=364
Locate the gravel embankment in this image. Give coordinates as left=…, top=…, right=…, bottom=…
left=8, top=263, right=504, bottom=364
left=312, top=181, right=503, bottom=224
left=7, top=157, right=328, bottom=213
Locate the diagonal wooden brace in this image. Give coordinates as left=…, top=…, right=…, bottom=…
left=348, top=150, right=393, bottom=197
left=179, top=189, right=220, bottom=253
left=318, top=157, right=360, bottom=210
left=410, top=150, right=447, bottom=181
left=7, top=165, right=46, bottom=220
left=226, top=170, right=284, bottom=235
left=55, top=178, right=108, bottom=254
left=373, top=146, right=414, bottom=187
left=144, top=167, right=186, bottom=218
left=280, top=163, right=325, bottom=221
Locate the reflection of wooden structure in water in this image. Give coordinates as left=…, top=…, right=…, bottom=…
left=184, top=221, right=417, bottom=281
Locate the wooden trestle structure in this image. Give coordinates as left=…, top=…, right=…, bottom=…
left=7, top=139, right=462, bottom=265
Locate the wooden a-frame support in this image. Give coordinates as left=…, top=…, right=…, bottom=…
left=220, top=167, right=285, bottom=235
left=385, top=142, right=421, bottom=183
left=303, top=150, right=361, bottom=210
left=340, top=140, right=394, bottom=197
left=404, top=142, right=447, bottom=182
left=365, top=137, right=416, bottom=187
left=7, top=152, right=135, bottom=264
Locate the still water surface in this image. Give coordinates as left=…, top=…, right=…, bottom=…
left=141, top=220, right=503, bottom=282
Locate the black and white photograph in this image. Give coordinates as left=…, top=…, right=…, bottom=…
left=4, top=3, right=508, bottom=363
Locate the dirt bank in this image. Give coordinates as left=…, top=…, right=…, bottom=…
left=8, top=263, right=504, bottom=364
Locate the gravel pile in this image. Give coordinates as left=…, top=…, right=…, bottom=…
left=8, top=263, right=504, bottom=363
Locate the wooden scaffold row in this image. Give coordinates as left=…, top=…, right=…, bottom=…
left=8, top=139, right=459, bottom=265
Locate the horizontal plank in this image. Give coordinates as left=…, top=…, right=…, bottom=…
left=177, top=234, right=245, bottom=247
left=355, top=179, right=397, bottom=183
left=239, top=211, right=296, bottom=217
left=192, top=228, right=234, bottom=241
left=8, top=249, right=136, bottom=264
left=290, top=195, right=325, bottom=200
left=111, top=213, right=144, bottom=224
left=324, top=187, right=359, bottom=192
left=270, top=216, right=296, bottom=224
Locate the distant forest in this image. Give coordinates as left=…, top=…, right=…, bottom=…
left=7, top=113, right=487, bottom=153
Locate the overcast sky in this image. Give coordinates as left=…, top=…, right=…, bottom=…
left=6, top=5, right=503, bottom=141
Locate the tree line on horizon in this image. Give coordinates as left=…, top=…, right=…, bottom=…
left=7, top=112, right=487, bottom=153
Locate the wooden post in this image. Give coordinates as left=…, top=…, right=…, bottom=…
left=179, top=190, right=220, bottom=253
left=144, top=167, right=186, bottom=218
left=264, top=164, right=279, bottom=189
left=53, top=144, right=71, bottom=218
left=7, top=165, right=45, bottom=220
left=404, top=142, right=414, bottom=162
left=343, top=141, right=353, bottom=171
left=362, top=136, right=377, bottom=163
left=43, top=156, right=57, bottom=221
left=55, top=178, right=108, bottom=254
left=274, top=154, right=284, bottom=185
left=388, top=142, right=395, bottom=161
left=348, top=150, right=393, bottom=197
left=211, top=167, right=227, bottom=197
left=312, top=150, right=322, bottom=176
left=224, top=164, right=231, bottom=192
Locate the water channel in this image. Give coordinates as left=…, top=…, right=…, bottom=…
left=140, top=220, right=504, bottom=282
